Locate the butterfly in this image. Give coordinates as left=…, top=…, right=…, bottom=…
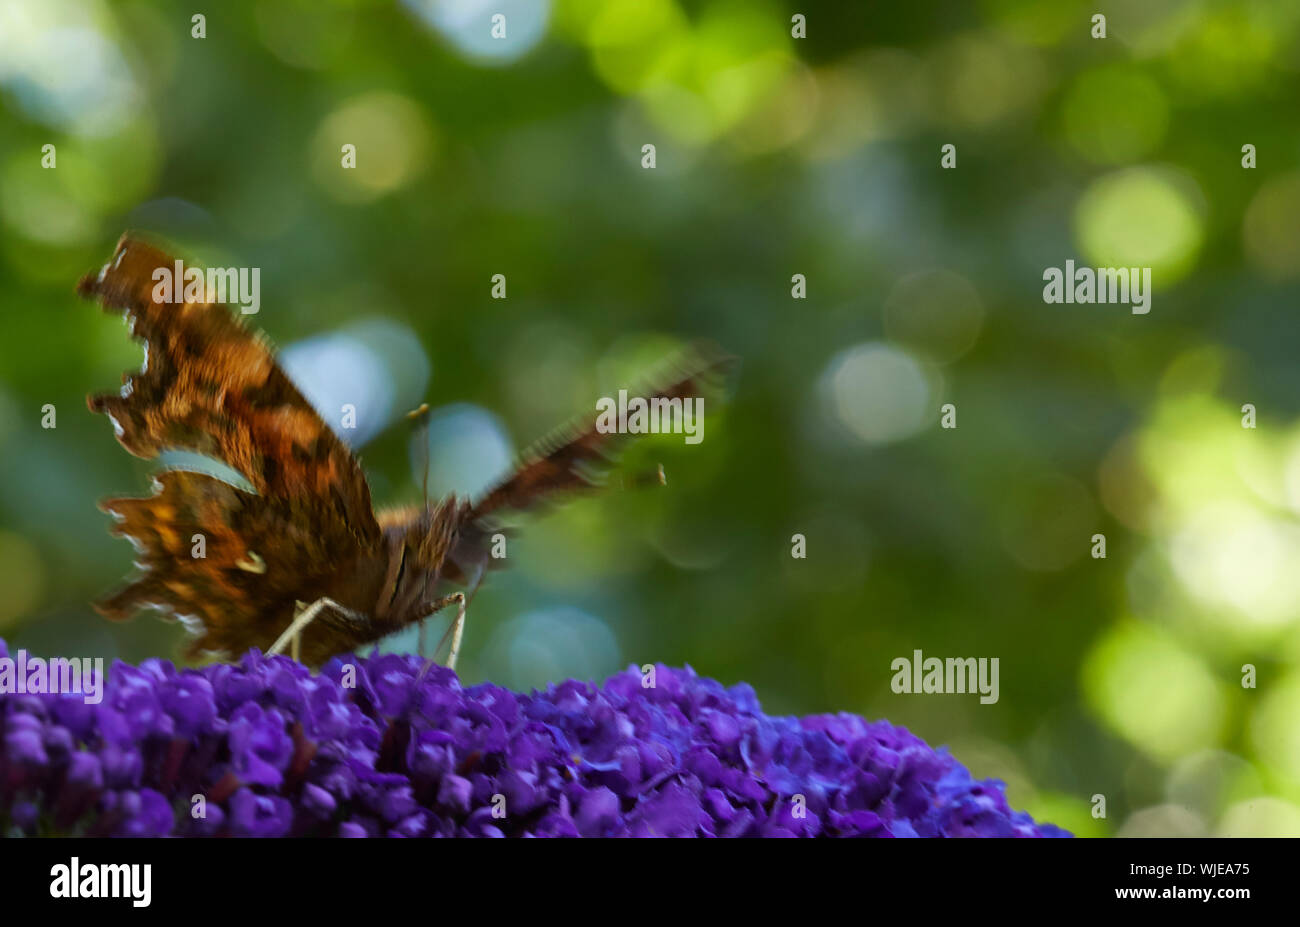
left=77, top=233, right=729, bottom=668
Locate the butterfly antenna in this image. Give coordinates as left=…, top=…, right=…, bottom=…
left=406, top=403, right=431, bottom=508
left=405, top=403, right=435, bottom=658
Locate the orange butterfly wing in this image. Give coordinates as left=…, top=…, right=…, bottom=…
left=78, top=234, right=383, bottom=658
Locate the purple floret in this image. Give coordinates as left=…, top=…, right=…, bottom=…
left=0, top=638, right=1070, bottom=837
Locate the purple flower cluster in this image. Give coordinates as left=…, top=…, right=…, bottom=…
left=0, top=639, right=1068, bottom=837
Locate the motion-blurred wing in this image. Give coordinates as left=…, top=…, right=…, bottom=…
left=97, top=471, right=366, bottom=659
left=469, top=344, right=733, bottom=521
left=78, top=234, right=382, bottom=655
left=77, top=234, right=381, bottom=545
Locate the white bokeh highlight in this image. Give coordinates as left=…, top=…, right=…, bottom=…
left=820, top=341, right=934, bottom=445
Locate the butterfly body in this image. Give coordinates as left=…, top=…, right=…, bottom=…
left=79, top=234, right=727, bottom=666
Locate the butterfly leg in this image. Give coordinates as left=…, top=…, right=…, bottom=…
left=268, top=597, right=365, bottom=660
left=414, top=592, right=467, bottom=676
left=445, top=592, right=468, bottom=671
left=415, top=595, right=451, bottom=661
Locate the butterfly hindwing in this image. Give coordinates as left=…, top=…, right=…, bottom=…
left=96, top=470, right=353, bottom=657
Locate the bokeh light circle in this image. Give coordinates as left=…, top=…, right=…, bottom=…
left=1075, top=167, right=1205, bottom=285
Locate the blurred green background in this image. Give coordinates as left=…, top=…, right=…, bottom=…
left=3, top=0, right=1300, bottom=837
